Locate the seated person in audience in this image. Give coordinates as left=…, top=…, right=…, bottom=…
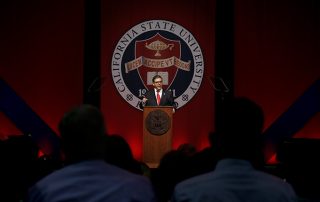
left=172, top=97, right=297, bottom=202
left=104, top=134, right=144, bottom=175
left=27, top=105, right=155, bottom=202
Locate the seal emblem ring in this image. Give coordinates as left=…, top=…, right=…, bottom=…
left=145, top=109, right=171, bottom=136
left=111, top=20, right=204, bottom=110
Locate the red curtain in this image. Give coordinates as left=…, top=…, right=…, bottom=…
left=101, top=0, right=216, bottom=160
left=0, top=0, right=84, bottom=139
left=235, top=0, right=320, bottom=162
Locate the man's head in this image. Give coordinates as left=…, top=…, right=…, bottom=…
left=58, top=105, right=106, bottom=163
left=152, top=75, right=163, bottom=91
left=217, top=97, right=265, bottom=164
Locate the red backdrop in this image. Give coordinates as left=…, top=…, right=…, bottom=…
left=101, top=0, right=216, bottom=160
left=235, top=0, right=320, bottom=162
left=0, top=0, right=84, bottom=139
left=0, top=0, right=318, bottom=163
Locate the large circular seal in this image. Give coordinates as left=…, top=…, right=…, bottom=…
left=145, top=109, right=171, bottom=136
left=111, top=20, right=204, bottom=110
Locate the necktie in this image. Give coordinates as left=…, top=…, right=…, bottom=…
left=157, top=91, right=160, bottom=105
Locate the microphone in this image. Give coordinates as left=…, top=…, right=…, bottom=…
left=208, top=76, right=230, bottom=93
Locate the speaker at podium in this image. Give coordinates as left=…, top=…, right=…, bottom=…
left=142, top=106, right=173, bottom=168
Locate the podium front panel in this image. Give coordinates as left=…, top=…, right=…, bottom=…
left=143, top=106, right=173, bottom=168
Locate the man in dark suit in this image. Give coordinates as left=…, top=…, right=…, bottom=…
left=140, top=75, right=175, bottom=108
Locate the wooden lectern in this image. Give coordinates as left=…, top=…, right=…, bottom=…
left=143, top=106, right=173, bottom=168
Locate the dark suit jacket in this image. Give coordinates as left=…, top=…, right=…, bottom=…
left=140, top=89, right=174, bottom=108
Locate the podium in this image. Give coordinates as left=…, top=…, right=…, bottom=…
left=143, top=106, right=173, bottom=168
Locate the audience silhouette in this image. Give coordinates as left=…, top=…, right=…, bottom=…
left=0, top=135, right=39, bottom=202
left=27, top=105, right=155, bottom=202
left=151, top=149, right=193, bottom=202
left=3, top=98, right=319, bottom=202
left=277, top=138, right=320, bottom=201
left=190, top=131, right=220, bottom=176
left=172, top=97, right=297, bottom=202
left=104, top=134, right=144, bottom=175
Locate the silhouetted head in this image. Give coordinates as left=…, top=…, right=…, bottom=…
left=4, top=135, right=39, bottom=163
left=208, top=131, right=218, bottom=147
left=58, top=105, right=106, bottom=163
left=177, top=143, right=197, bottom=157
left=104, top=134, right=142, bottom=174
left=217, top=97, right=265, bottom=164
left=104, top=134, right=134, bottom=164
